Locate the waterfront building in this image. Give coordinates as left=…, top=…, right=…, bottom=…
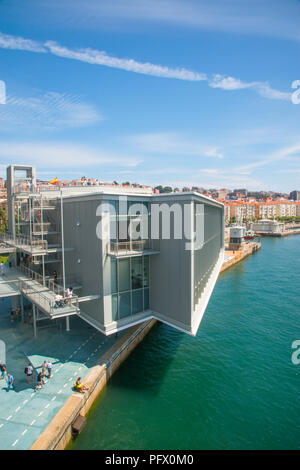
left=250, top=219, right=285, bottom=234
left=0, top=165, right=224, bottom=337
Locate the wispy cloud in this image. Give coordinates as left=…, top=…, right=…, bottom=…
left=236, top=143, right=300, bottom=173
left=0, top=31, right=291, bottom=101
left=0, top=142, right=142, bottom=170
left=127, top=132, right=224, bottom=158
left=28, top=0, right=300, bottom=43
left=209, top=74, right=291, bottom=101
left=0, top=32, right=46, bottom=53
left=45, top=40, right=207, bottom=81
left=0, top=91, right=102, bottom=130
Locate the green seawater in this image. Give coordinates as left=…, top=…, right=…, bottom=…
left=72, top=237, right=300, bottom=450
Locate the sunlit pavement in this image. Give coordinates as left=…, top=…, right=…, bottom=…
left=0, top=297, right=120, bottom=450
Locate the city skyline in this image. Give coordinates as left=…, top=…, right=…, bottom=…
left=0, top=0, right=300, bottom=191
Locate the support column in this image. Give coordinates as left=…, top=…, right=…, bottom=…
left=66, top=316, right=70, bottom=332
left=20, top=294, right=24, bottom=324
left=33, top=304, right=37, bottom=338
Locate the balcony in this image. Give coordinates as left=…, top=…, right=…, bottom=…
left=0, top=233, right=48, bottom=255
left=108, top=240, right=160, bottom=257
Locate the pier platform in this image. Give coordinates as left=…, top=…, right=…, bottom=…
left=220, top=241, right=261, bottom=274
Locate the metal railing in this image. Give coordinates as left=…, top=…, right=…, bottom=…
left=109, top=240, right=150, bottom=256
left=16, top=264, right=79, bottom=314
left=0, top=232, right=48, bottom=251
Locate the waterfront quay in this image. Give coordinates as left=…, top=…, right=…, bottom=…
left=254, top=229, right=300, bottom=237
left=221, top=241, right=261, bottom=274
left=0, top=297, right=122, bottom=450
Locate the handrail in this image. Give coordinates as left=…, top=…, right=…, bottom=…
left=0, top=232, right=48, bottom=251
left=16, top=264, right=79, bottom=314
left=109, top=240, right=150, bottom=255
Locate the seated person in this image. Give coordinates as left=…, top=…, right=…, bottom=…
left=54, top=294, right=64, bottom=307
left=73, top=377, right=89, bottom=393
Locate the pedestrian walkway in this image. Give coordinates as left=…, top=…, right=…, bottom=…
left=0, top=297, right=121, bottom=450
left=0, top=267, right=79, bottom=318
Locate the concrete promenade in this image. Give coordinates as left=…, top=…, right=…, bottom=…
left=220, top=241, right=261, bottom=274
left=0, top=297, right=121, bottom=450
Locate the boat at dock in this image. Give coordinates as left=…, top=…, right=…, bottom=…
left=244, top=230, right=255, bottom=240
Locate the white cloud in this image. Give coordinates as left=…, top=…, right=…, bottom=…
left=0, top=31, right=46, bottom=53
left=30, top=0, right=300, bottom=44
left=209, top=75, right=254, bottom=91
left=0, top=31, right=291, bottom=101
left=0, top=91, right=102, bottom=129
left=0, top=142, right=142, bottom=170
left=127, top=132, right=224, bottom=158
left=236, top=143, right=300, bottom=173
left=209, top=74, right=291, bottom=101
left=45, top=41, right=207, bottom=81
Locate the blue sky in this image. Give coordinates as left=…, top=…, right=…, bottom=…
left=0, top=0, right=300, bottom=191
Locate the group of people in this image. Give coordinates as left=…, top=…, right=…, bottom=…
left=25, top=360, right=53, bottom=392
left=0, top=258, right=12, bottom=276
left=1, top=360, right=89, bottom=395
left=54, top=287, right=73, bottom=308
left=0, top=362, right=15, bottom=391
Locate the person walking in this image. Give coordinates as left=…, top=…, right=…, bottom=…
left=34, top=372, right=44, bottom=392
left=0, top=262, right=5, bottom=276
left=25, top=363, right=34, bottom=384
left=46, top=360, right=53, bottom=379
left=42, top=361, right=47, bottom=380
left=0, top=362, right=7, bottom=380
left=7, top=374, right=15, bottom=391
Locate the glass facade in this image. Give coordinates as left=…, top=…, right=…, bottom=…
left=107, top=199, right=150, bottom=246
left=110, top=255, right=150, bottom=321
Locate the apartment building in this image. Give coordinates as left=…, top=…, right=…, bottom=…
left=223, top=200, right=297, bottom=221
left=0, top=165, right=224, bottom=337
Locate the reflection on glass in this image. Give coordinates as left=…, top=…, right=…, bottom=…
left=131, top=257, right=143, bottom=289
left=111, top=258, right=117, bottom=294
left=143, top=256, right=149, bottom=287
left=132, top=289, right=143, bottom=314
left=119, top=292, right=131, bottom=318
left=118, top=258, right=130, bottom=292
left=144, top=288, right=149, bottom=310
left=112, top=294, right=118, bottom=321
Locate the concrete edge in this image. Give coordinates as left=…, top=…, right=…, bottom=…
left=30, top=319, right=157, bottom=450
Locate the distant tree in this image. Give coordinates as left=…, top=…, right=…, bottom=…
left=163, top=186, right=173, bottom=193
left=154, top=185, right=173, bottom=193
left=0, top=207, right=8, bottom=233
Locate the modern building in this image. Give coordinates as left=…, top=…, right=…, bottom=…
left=250, top=219, right=285, bottom=234
left=289, top=190, right=300, bottom=201
left=0, top=165, right=224, bottom=337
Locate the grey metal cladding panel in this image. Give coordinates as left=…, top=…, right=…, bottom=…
left=150, top=238, right=192, bottom=325
left=149, top=200, right=192, bottom=326
left=63, top=198, right=104, bottom=323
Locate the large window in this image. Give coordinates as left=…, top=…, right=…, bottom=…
left=109, top=255, right=150, bottom=321
left=108, top=199, right=150, bottom=243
